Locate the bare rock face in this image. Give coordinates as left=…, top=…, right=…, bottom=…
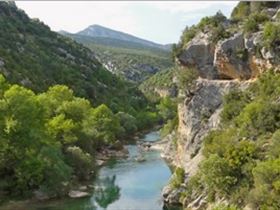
left=174, top=79, right=250, bottom=175
left=178, top=32, right=255, bottom=80
left=154, top=86, right=178, bottom=98
left=162, top=184, right=183, bottom=205
left=68, top=190, right=90, bottom=198
left=177, top=30, right=280, bottom=81
left=162, top=79, right=251, bottom=207
left=214, top=33, right=252, bottom=79
left=178, top=32, right=218, bottom=79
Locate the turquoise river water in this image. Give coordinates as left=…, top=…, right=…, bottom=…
left=1, top=131, right=182, bottom=210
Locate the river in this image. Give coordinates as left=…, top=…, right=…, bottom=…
left=1, top=131, right=181, bottom=210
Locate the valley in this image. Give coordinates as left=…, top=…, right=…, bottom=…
left=1, top=1, right=280, bottom=210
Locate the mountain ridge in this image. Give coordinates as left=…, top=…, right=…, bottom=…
left=76, top=24, right=171, bottom=51
left=60, top=25, right=173, bottom=82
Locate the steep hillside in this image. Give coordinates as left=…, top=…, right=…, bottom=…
left=162, top=2, right=280, bottom=210
left=61, top=28, right=173, bottom=82
left=0, top=2, right=146, bottom=112
left=0, top=2, right=167, bottom=201
left=139, top=67, right=180, bottom=102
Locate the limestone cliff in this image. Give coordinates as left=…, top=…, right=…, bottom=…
left=162, top=79, right=250, bottom=206
left=162, top=2, right=280, bottom=209
left=175, top=79, right=250, bottom=174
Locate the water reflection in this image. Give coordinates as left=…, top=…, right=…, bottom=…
left=94, top=175, right=120, bottom=209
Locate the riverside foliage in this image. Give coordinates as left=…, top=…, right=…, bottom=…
left=0, top=76, right=119, bottom=196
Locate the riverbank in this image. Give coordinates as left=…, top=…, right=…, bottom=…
left=0, top=130, right=181, bottom=210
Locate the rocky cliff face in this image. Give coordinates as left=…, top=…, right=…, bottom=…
left=178, top=32, right=217, bottom=79
left=175, top=79, right=250, bottom=174
left=162, top=79, right=250, bottom=206
left=178, top=30, right=280, bottom=81
left=177, top=5, right=280, bottom=81
left=163, top=4, right=280, bottom=209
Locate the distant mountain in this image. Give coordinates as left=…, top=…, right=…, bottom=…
left=77, top=24, right=171, bottom=51
left=60, top=26, right=173, bottom=82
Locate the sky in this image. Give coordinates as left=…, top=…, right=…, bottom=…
left=16, top=1, right=238, bottom=45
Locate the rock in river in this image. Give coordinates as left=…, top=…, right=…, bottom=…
left=68, top=190, right=90, bottom=198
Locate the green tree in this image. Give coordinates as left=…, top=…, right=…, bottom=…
left=250, top=158, right=280, bottom=209
left=0, top=85, right=56, bottom=194
left=116, top=112, right=137, bottom=136
left=156, top=97, right=177, bottom=121
left=88, top=104, right=121, bottom=145
left=200, top=154, right=237, bottom=197
left=65, top=146, right=93, bottom=180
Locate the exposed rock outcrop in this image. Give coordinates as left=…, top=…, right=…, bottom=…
left=178, top=32, right=217, bottom=79
left=177, top=30, right=280, bottom=81
left=154, top=86, right=178, bottom=98
left=162, top=79, right=251, bottom=206
left=171, top=79, right=250, bottom=173
left=214, top=33, right=252, bottom=79
left=68, top=190, right=90, bottom=198
left=163, top=3, right=280, bottom=209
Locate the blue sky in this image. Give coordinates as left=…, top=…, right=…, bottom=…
left=16, top=1, right=238, bottom=44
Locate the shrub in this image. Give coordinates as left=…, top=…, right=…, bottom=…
left=221, top=89, right=251, bottom=123
left=160, top=116, right=178, bottom=138
left=263, top=22, right=280, bottom=48
left=170, top=167, right=185, bottom=189
left=198, top=11, right=227, bottom=31
left=231, top=2, right=250, bottom=21
left=243, top=13, right=269, bottom=34
left=176, top=67, right=199, bottom=92
left=65, top=146, right=93, bottom=180
left=210, top=25, right=230, bottom=43
left=250, top=158, right=280, bottom=209
left=243, top=19, right=258, bottom=33
left=212, top=204, right=241, bottom=210
left=156, top=97, right=177, bottom=121
left=200, top=154, right=237, bottom=197
left=181, top=26, right=198, bottom=45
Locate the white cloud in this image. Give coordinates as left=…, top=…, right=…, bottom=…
left=149, top=1, right=238, bottom=14
left=16, top=1, right=140, bottom=34
left=15, top=1, right=239, bottom=44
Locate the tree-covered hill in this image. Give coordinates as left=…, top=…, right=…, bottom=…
left=0, top=2, right=168, bottom=201
left=0, top=1, right=145, bottom=113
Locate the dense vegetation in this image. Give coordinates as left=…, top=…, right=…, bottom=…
left=0, top=75, right=124, bottom=197
left=139, top=68, right=175, bottom=102
left=231, top=2, right=280, bottom=37
left=63, top=33, right=173, bottom=82
left=177, top=71, right=280, bottom=209
left=0, top=2, right=168, bottom=200
left=0, top=72, right=174, bottom=199
left=231, top=2, right=279, bottom=22
left=140, top=66, right=198, bottom=103
left=0, top=2, right=148, bottom=114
